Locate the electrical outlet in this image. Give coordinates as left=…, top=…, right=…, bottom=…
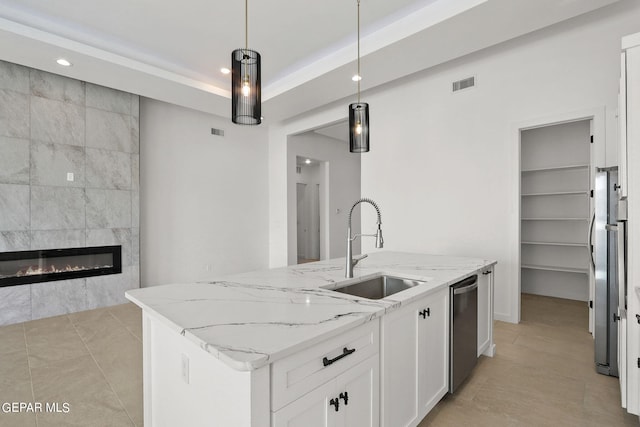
left=66, top=172, right=74, bottom=182
left=181, top=353, right=190, bottom=384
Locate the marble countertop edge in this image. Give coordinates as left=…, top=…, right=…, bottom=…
left=126, top=252, right=497, bottom=372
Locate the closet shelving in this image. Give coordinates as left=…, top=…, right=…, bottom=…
left=520, top=120, right=592, bottom=300
left=522, top=191, right=589, bottom=196
left=521, top=164, right=589, bottom=173
left=520, top=264, right=589, bottom=274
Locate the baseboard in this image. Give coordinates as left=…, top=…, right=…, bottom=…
left=494, top=312, right=516, bottom=323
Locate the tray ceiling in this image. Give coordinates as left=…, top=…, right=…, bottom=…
left=0, top=0, right=620, bottom=122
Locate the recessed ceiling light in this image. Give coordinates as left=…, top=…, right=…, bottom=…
left=352, top=74, right=362, bottom=82
left=56, top=58, right=72, bottom=67
left=305, top=159, right=311, bottom=164
left=220, top=67, right=230, bottom=75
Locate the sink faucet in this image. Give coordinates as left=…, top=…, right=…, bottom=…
left=346, top=198, right=383, bottom=278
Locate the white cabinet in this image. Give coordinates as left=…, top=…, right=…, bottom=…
left=417, top=287, right=449, bottom=418
left=271, top=320, right=379, bottom=411
left=478, top=267, right=495, bottom=357
left=339, top=355, right=379, bottom=427
left=621, top=31, right=640, bottom=418
left=381, top=287, right=449, bottom=427
left=619, top=51, right=628, bottom=200
left=271, top=320, right=379, bottom=427
left=272, top=355, right=379, bottom=427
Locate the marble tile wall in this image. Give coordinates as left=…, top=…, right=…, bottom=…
left=0, top=60, right=140, bottom=326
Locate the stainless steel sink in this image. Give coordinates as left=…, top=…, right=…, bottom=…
left=331, top=276, right=426, bottom=300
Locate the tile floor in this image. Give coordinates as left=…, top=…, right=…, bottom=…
left=0, top=303, right=142, bottom=427
left=421, top=293, right=639, bottom=426
left=0, top=293, right=637, bottom=426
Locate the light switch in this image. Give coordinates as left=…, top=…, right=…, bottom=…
left=66, top=172, right=74, bottom=182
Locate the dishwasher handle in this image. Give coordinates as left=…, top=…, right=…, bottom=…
left=453, top=282, right=478, bottom=295
left=451, top=275, right=478, bottom=295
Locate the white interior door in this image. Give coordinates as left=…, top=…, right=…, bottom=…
left=310, top=183, right=320, bottom=260
left=297, top=183, right=307, bottom=260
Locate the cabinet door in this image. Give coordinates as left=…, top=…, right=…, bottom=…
left=337, top=355, right=379, bottom=427
left=619, top=315, right=627, bottom=408
left=417, top=287, right=449, bottom=416
left=272, top=379, right=336, bottom=427
left=273, top=355, right=379, bottom=427
left=477, top=268, right=494, bottom=357
left=619, top=51, right=628, bottom=200
left=381, top=299, right=420, bottom=427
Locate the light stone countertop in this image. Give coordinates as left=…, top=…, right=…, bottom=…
left=126, top=251, right=496, bottom=371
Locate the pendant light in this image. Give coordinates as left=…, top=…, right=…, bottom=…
left=349, top=0, right=369, bottom=153
left=232, top=0, right=261, bottom=125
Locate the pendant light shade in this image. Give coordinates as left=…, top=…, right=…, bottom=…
left=349, top=102, right=369, bottom=153
left=231, top=49, right=261, bottom=125
left=349, top=0, right=369, bottom=152
left=231, top=0, right=261, bottom=125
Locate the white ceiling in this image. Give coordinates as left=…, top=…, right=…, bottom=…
left=0, top=0, right=620, bottom=122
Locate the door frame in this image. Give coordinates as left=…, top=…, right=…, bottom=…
left=509, top=107, right=605, bottom=324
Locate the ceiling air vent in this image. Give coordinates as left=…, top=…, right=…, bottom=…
left=452, top=76, right=475, bottom=93
left=211, top=127, right=225, bottom=136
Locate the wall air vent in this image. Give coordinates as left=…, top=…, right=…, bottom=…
left=452, top=76, right=475, bottom=92
left=211, top=128, right=225, bottom=136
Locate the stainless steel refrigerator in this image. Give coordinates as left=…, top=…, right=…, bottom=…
left=592, top=167, right=626, bottom=376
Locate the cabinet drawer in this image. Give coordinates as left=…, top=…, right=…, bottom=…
left=271, top=319, right=379, bottom=411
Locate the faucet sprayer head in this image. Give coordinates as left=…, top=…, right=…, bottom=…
left=375, top=224, right=384, bottom=248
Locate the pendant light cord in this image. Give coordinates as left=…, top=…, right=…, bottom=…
left=357, top=0, right=361, bottom=103
left=244, top=0, right=249, bottom=83
left=245, top=0, right=248, bottom=51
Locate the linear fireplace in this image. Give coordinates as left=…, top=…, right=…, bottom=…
left=0, top=246, right=122, bottom=287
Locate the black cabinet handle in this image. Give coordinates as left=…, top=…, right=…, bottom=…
left=636, top=314, right=640, bottom=324
left=329, top=398, right=339, bottom=412
left=340, top=391, right=349, bottom=405
left=323, top=347, right=356, bottom=367
left=419, top=308, right=430, bottom=319
left=482, top=270, right=492, bottom=275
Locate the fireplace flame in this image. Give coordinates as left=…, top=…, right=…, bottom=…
left=13, top=264, right=110, bottom=278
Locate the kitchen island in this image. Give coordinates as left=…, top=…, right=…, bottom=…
left=126, top=251, right=496, bottom=427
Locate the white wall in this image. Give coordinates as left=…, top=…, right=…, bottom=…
left=268, top=1, right=640, bottom=322
left=140, top=98, right=269, bottom=286
left=288, top=133, right=361, bottom=265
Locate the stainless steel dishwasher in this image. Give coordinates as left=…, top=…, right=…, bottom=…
left=449, top=274, right=478, bottom=393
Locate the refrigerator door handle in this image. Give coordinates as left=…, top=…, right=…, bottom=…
left=588, top=212, right=596, bottom=270
left=617, top=220, right=627, bottom=312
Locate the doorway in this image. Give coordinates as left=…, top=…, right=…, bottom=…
left=287, top=119, right=362, bottom=266
left=296, top=158, right=321, bottom=264
left=518, top=118, right=593, bottom=330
